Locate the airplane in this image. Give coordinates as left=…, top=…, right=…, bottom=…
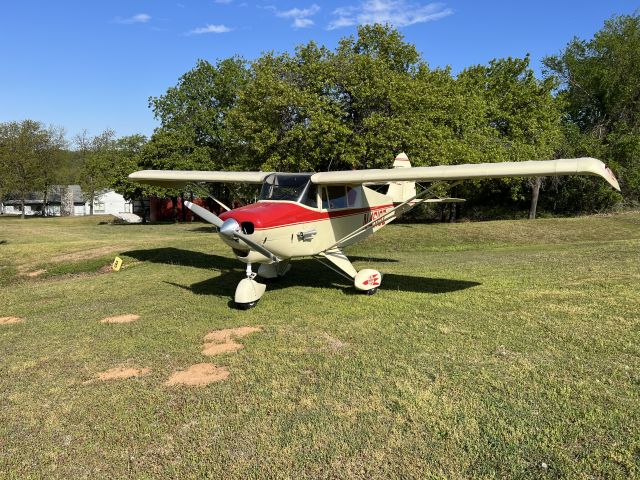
left=129, top=153, right=620, bottom=309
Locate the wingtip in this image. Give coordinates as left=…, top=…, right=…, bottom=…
left=604, top=165, right=621, bottom=192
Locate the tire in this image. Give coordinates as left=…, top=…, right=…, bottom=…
left=235, top=300, right=258, bottom=310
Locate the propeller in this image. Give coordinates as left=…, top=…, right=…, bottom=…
left=184, top=201, right=279, bottom=263
left=184, top=201, right=223, bottom=228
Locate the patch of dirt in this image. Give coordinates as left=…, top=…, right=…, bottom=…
left=50, top=245, right=121, bottom=264
left=202, top=340, right=244, bottom=356
left=322, top=332, right=348, bottom=352
left=202, top=326, right=262, bottom=357
left=100, top=314, right=140, bottom=324
left=203, top=326, right=262, bottom=343
left=89, top=366, right=151, bottom=383
left=0, top=316, right=24, bottom=325
left=26, top=269, right=47, bottom=278
left=165, top=363, right=230, bottom=386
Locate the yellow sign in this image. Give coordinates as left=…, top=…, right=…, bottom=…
left=112, top=256, right=123, bottom=272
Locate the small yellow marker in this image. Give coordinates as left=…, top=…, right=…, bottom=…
left=112, top=256, right=123, bottom=272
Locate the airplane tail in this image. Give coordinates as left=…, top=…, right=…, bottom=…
left=387, top=152, right=417, bottom=203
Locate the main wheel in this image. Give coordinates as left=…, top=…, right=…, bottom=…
left=235, top=300, right=259, bottom=310
left=364, top=287, right=378, bottom=295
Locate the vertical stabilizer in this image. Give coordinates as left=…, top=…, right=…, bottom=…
left=387, top=152, right=416, bottom=202
left=393, top=152, right=411, bottom=168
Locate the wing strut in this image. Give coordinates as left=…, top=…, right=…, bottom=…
left=315, top=248, right=358, bottom=280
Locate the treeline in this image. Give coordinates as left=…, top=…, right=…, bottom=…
left=2, top=14, right=638, bottom=220
left=0, top=123, right=146, bottom=218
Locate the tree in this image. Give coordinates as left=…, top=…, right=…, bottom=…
left=39, top=126, right=67, bottom=216
left=109, top=135, right=152, bottom=222
left=456, top=56, right=563, bottom=218
left=75, top=129, right=116, bottom=215
left=0, top=120, right=66, bottom=219
left=543, top=13, right=638, bottom=208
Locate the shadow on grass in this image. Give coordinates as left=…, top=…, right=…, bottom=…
left=125, top=247, right=480, bottom=298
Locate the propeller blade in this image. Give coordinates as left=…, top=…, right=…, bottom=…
left=185, top=201, right=279, bottom=262
left=235, top=231, right=280, bottom=263
left=184, top=201, right=223, bottom=228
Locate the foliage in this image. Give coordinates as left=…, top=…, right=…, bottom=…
left=109, top=134, right=149, bottom=201
left=0, top=120, right=67, bottom=217
left=4, top=16, right=639, bottom=218
left=543, top=13, right=640, bottom=209
left=74, top=129, right=118, bottom=214
left=147, top=24, right=565, bottom=213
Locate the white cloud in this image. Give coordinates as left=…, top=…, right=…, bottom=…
left=115, top=13, right=151, bottom=24
left=214, top=0, right=233, bottom=4
left=328, top=0, right=452, bottom=30
left=293, top=17, right=314, bottom=28
left=186, top=24, right=232, bottom=34
left=272, top=4, right=320, bottom=29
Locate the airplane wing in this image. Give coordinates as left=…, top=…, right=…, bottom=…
left=128, top=170, right=272, bottom=188
left=310, top=158, right=621, bottom=191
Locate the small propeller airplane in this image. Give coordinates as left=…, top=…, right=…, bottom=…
left=130, top=153, right=620, bottom=309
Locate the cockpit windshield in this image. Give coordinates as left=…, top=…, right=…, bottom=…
left=259, top=173, right=313, bottom=202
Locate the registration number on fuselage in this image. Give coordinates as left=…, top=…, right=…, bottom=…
left=363, top=208, right=389, bottom=227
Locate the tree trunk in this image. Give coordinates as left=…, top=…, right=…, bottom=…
left=89, top=189, right=94, bottom=215
left=529, top=177, right=542, bottom=220
left=42, top=187, right=48, bottom=216
left=448, top=202, right=456, bottom=223
left=20, top=194, right=25, bottom=220
left=189, top=192, right=194, bottom=222
left=180, top=193, right=187, bottom=222
left=139, top=196, right=147, bottom=224
left=171, top=196, right=178, bottom=223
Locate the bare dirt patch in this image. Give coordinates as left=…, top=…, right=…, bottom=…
left=202, top=341, right=244, bottom=356
left=100, top=314, right=140, bottom=324
left=202, top=326, right=262, bottom=357
left=26, top=269, right=47, bottom=278
left=0, top=316, right=24, bottom=325
left=322, top=332, right=348, bottom=352
left=165, top=363, right=230, bottom=386
left=50, top=245, right=122, bottom=264
left=89, top=366, right=151, bottom=383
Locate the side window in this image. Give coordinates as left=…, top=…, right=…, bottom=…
left=320, top=187, right=329, bottom=209
left=346, top=187, right=359, bottom=207
left=327, top=186, right=347, bottom=210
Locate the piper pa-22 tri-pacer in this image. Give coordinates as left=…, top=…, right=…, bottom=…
left=130, top=153, right=620, bottom=309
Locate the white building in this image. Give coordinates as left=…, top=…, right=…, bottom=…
left=1, top=186, right=132, bottom=217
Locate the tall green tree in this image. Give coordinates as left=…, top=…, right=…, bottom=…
left=543, top=13, right=638, bottom=208
left=0, top=120, right=66, bottom=219
left=109, top=135, right=152, bottom=222
left=456, top=56, right=563, bottom=217
left=75, top=129, right=116, bottom=215
left=146, top=57, right=249, bottom=172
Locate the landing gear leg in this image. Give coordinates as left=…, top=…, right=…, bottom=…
left=234, top=263, right=266, bottom=310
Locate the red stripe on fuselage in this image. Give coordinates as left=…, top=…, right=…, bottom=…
left=219, top=201, right=393, bottom=230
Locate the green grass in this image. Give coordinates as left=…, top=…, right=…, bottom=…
left=1, top=213, right=639, bottom=478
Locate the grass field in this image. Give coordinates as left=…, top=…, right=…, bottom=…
left=1, top=213, right=639, bottom=478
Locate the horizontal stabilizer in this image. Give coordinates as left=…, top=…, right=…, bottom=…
left=421, top=198, right=466, bottom=204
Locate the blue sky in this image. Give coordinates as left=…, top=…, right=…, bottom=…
left=1, top=1, right=638, bottom=142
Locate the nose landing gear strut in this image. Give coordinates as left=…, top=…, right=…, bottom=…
left=234, top=263, right=266, bottom=310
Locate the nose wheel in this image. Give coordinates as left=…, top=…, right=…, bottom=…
left=234, top=263, right=266, bottom=309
